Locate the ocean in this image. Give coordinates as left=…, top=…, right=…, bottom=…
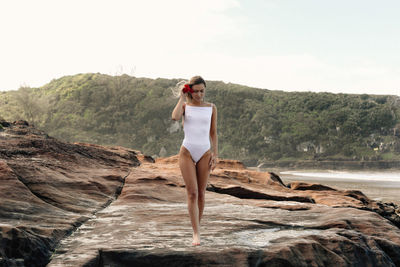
left=267, top=169, right=400, bottom=205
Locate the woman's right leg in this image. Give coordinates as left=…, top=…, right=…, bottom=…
left=179, top=145, right=201, bottom=245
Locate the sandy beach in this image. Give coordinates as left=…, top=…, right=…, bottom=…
left=262, top=169, right=400, bottom=206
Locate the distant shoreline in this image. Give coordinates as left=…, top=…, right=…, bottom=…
left=250, top=167, right=400, bottom=175
left=273, top=170, right=400, bottom=206
left=247, top=167, right=400, bottom=205
left=254, top=160, right=400, bottom=171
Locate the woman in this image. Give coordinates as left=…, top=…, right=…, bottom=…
left=171, top=76, right=218, bottom=246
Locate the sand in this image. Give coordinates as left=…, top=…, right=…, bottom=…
left=270, top=169, right=400, bottom=206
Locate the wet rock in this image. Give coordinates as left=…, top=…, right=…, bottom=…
left=0, top=121, right=139, bottom=266
left=269, top=171, right=287, bottom=187
left=48, top=154, right=400, bottom=266
left=288, top=181, right=337, bottom=191
left=1, top=121, right=400, bottom=266
left=0, top=120, right=11, bottom=127
left=13, top=120, right=29, bottom=126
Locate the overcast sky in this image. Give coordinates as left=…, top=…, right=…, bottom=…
left=1, top=0, right=399, bottom=95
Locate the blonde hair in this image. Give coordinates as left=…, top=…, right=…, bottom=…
left=170, top=80, right=188, bottom=98
left=170, top=76, right=206, bottom=103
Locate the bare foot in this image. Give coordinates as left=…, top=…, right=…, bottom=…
left=192, top=233, right=201, bottom=246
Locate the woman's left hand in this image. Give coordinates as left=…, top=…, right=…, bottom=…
left=209, top=153, right=217, bottom=171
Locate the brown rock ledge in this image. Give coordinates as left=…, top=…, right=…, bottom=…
left=1, top=121, right=400, bottom=266
left=0, top=121, right=139, bottom=266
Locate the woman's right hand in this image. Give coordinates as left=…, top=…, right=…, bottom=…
left=172, top=85, right=187, bottom=120
left=180, top=88, right=187, bottom=100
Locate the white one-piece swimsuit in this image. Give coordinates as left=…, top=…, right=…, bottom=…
left=182, top=104, right=213, bottom=163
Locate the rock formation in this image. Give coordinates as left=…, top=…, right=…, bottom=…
left=1, top=121, right=400, bottom=266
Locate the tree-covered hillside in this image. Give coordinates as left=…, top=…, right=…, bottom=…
left=1, top=73, right=399, bottom=166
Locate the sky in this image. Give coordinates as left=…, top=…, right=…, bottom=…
left=1, top=0, right=399, bottom=96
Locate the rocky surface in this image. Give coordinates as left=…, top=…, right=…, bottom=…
left=1, top=121, right=400, bottom=266
left=0, top=121, right=139, bottom=266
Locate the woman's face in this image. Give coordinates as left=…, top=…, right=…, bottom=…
left=191, top=83, right=205, bottom=102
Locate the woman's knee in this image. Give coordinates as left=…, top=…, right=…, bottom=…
left=187, top=191, right=198, bottom=202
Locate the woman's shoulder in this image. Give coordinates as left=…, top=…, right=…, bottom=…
left=205, top=102, right=216, bottom=108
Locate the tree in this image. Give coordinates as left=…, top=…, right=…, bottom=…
left=14, top=86, right=43, bottom=126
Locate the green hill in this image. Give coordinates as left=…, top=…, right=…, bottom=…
left=1, top=73, right=399, bottom=166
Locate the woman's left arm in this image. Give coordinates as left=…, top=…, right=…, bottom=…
left=209, top=104, right=218, bottom=171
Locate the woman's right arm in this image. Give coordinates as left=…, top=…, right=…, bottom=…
left=171, top=91, right=186, bottom=121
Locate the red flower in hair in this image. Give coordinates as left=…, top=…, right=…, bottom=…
left=183, top=84, right=194, bottom=94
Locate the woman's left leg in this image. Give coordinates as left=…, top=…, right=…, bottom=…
left=195, top=149, right=212, bottom=224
